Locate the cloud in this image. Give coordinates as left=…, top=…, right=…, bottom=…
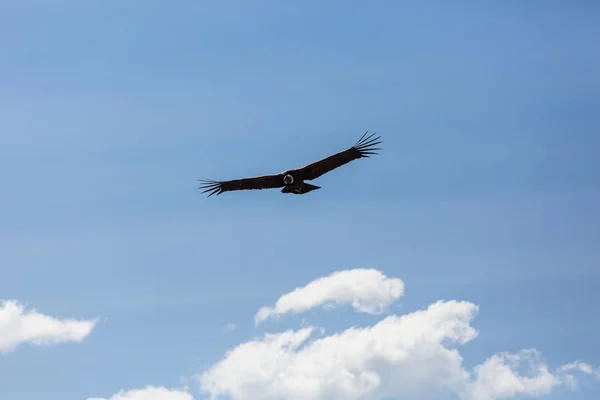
left=465, top=352, right=600, bottom=399
left=87, top=386, right=194, bottom=400
left=0, top=299, right=98, bottom=354
left=558, top=360, right=599, bottom=376
left=464, top=349, right=560, bottom=400
left=223, top=323, right=236, bottom=332
left=203, top=300, right=475, bottom=400
left=557, top=361, right=600, bottom=387
left=198, top=269, right=598, bottom=400
left=254, top=268, right=404, bottom=326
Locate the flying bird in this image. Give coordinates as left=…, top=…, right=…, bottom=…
left=198, top=131, right=382, bottom=197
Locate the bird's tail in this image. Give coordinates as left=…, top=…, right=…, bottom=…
left=301, top=183, right=321, bottom=193
left=281, top=182, right=321, bottom=194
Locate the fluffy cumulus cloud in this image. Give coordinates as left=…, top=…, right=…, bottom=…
left=0, top=299, right=98, bottom=353
left=466, top=353, right=600, bottom=400
left=203, top=300, right=476, bottom=400
left=198, top=269, right=599, bottom=400
left=87, top=386, right=194, bottom=400
left=464, top=350, right=560, bottom=400
left=254, top=268, right=404, bottom=326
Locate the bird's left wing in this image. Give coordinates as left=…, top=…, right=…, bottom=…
left=198, top=174, right=285, bottom=197
left=297, top=131, right=382, bottom=181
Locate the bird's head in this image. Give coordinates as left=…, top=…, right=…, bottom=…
left=283, top=174, right=294, bottom=185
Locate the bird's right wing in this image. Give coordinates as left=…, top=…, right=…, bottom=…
left=198, top=174, right=285, bottom=197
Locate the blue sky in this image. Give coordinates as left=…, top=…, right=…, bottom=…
left=1, top=1, right=599, bottom=399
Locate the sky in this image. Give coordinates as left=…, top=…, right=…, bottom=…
left=1, top=1, right=599, bottom=399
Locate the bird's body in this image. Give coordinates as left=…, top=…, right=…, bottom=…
left=279, top=175, right=321, bottom=195
left=198, top=131, right=382, bottom=197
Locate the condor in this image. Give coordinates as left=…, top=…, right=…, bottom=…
left=198, top=131, right=382, bottom=197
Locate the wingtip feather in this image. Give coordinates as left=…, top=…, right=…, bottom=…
left=197, top=178, right=223, bottom=197
left=353, top=131, right=383, bottom=158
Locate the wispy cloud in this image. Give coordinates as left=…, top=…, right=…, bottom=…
left=0, top=299, right=98, bottom=354
left=557, top=360, right=600, bottom=387
left=254, top=268, right=404, bottom=326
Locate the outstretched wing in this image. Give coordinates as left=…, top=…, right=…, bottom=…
left=297, top=131, right=382, bottom=181
left=198, top=174, right=285, bottom=197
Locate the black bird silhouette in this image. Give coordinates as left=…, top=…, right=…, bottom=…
left=198, top=131, right=382, bottom=197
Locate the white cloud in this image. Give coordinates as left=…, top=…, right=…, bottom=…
left=0, top=299, right=98, bottom=354
left=464, top=349, right=560, bottom=400
left=202, top=300, right=477, bottom=400
left=87, top=386, right=194, bottom=400
left=254, top=268, right=404, bottom=326
left=85, top=269, right=597, bottom=400
left=557, top=361, right=600, bottom=388
left=558, top=360, right=599, bottom=376
left=198, top=270, right=598, bottom=400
